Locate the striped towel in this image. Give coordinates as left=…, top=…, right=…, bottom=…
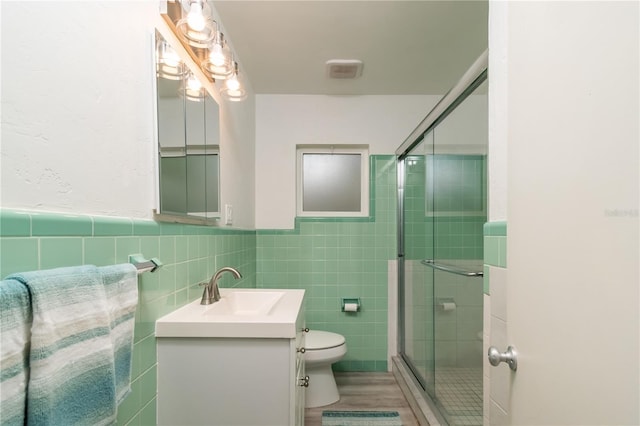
left=9, top=265, right=118, bottom=426
left=98, top=264, right=138, bottom=404
left=0, top=279, right=32, bottom=426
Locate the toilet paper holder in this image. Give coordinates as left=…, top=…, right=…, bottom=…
left=436, top=298, right=457, bottom=311
left=341, top=298, right=361, bottom=312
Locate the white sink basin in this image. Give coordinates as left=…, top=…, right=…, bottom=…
left=204, top=290, right=285, bottom=316
left=155, top=288, right=305, bottom=338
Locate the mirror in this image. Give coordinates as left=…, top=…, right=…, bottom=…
left=155, top=30, right=220, bottom=221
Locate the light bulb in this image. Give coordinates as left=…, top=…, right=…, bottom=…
left=226, top=74, right=240, bottom=91
left=222, top=86, right=247, bottom=101
left=163, top=48, right=181, bottom=68
left=158, top=40, right=180, bottom=66
left=187, top=75, right=202, bottom=91
left=209, top=42, right=226, bottom=66
left=187, top=2, right=206, bottom=32
left=165, top=57, right=179, bottom=68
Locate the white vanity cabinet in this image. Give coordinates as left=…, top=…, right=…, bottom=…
left=156, top=289, right=306, bottom=426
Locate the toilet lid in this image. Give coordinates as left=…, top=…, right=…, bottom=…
left=305, top=330, right=345, bottom=350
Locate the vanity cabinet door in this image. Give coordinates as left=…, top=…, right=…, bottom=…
left=157, top=338, right=292, bottom=425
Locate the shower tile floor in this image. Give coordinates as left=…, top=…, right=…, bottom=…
left=435, top=367, right=483, bottom=426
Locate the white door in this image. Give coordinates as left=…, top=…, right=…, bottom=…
left=488, top=2, right=639, bottom=425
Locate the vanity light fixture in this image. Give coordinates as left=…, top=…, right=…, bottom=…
left=176, top=0, right=215, bottom=48
left=201, top=29, right=233, bottom=80
left=161, top=0, right=247, bottom=101
left=225, top=61, right=241, bottom=91
left=220, top=62, right=247, bottom=102
left=156, top=38, right=188, bottom=80
left=184, top=72, right=205, bottom=102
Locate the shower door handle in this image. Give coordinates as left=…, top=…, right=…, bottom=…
left=488, top=346, right=518, bottom=371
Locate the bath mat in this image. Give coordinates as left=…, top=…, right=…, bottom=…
left=322, top=410, right=403, bottom=426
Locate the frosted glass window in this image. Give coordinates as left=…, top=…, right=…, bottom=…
left=303, top=154, right=361, bottom=212
left=297, top=146, right=369, bottom=217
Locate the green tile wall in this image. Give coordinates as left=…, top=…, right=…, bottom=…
left=256, top=156, right=397, bottom=372
left=483, top=221, right=507, bottom=294
left=0, top=209, right=256, bottom=426
left=404, top=154, right=486, bottom=263
left=426, top=155, right=486, bottom=214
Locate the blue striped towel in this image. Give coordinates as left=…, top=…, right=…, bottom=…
left=8, top=264, right=137, bottom=426
left=0, top=279, right=32, bottom=426
left=98, top=264, right=138, bottom=404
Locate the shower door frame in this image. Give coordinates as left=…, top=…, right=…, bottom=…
left=396, top=50, right=488, bottom=423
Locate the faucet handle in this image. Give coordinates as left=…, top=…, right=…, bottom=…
left=198, top=282, right=208, bottom=287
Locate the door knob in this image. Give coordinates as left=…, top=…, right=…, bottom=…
left=488, top=345, right=518, bottom=371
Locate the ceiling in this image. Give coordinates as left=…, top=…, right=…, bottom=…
left=212, top=1, right=488, bottom=96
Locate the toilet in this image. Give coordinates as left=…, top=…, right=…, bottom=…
left=303, top=330, right=347, bottom=408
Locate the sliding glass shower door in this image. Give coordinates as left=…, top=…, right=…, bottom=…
left=400, top=130, right=436, bottom=397
left=399, top=79, right=487, bottom=426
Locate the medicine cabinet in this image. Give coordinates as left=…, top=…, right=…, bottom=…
left=154, top=30, right=220, bottom=222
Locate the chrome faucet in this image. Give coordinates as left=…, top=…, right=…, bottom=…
left=200, top=267, right=242, bottom=305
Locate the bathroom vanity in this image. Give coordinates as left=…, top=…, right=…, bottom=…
left=155, top=289, right=306, bottom=426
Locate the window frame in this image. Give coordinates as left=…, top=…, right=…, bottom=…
left=296, top=145, right=369, bottom=217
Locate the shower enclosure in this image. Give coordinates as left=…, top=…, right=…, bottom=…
left=396, top=53, right=487, bottom=426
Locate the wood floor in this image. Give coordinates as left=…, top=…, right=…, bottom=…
left=304, top=372, right=420, bottom=426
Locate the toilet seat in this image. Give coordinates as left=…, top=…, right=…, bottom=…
left=304, top=331, right=347, bottom=364
left=305, top=330, right=345, bottom=350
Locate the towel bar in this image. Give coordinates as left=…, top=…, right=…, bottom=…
left=129, top=254, right=163, bottom=274
left=420, top=259, right=483, bottom=277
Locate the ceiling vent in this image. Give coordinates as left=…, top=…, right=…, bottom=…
left=326, top=59, right=364, bottom=79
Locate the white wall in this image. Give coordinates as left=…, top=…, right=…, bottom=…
left=429, top=93, right=488, bottom=155
left=219, top=96, right=256, bottom=228
left=1, top=1, right=256, bottom=228
left=254, top=94, right=441, bottom=229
